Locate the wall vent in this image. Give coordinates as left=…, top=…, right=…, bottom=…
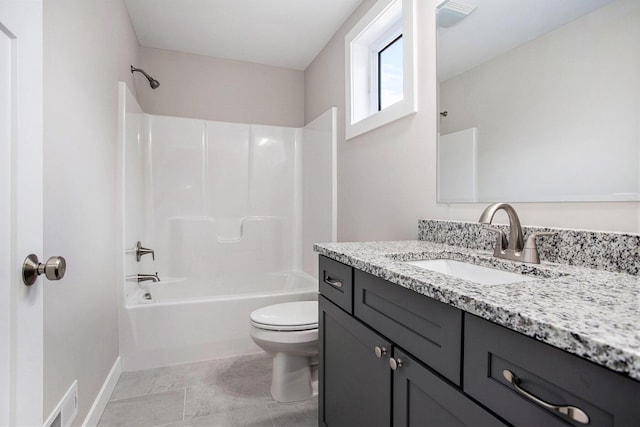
left=437, top=1, right=476, bottom=28
left=44, top=381, right=78, bottom=427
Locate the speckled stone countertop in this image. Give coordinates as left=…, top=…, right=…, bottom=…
left=314, top=240, right=640, bottom=381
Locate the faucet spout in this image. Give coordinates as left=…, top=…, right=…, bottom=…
left=478, top=203, right=524, bottom=253
left=127, top=273, right=160, bottom=283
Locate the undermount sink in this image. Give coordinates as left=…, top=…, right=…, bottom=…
left=404, top=259, right=531, bottom=285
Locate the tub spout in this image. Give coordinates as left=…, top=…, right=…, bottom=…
left=127, top=273, right=160, bottom=283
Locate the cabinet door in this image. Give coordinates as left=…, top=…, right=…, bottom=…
left=319, top=296, right=392, bottom=427
left=393, top=348, right=507, bottom=427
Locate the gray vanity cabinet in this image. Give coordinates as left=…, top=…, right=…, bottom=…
left=318, top=254, right=640, bottom=426
left=318, top=255, right=506, bottom=427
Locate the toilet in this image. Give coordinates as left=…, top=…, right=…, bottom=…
left=249, top=301, right=318, bottom=402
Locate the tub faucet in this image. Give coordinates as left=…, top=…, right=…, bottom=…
left=127, top=273, right=160, bottom=283
left=478, top=203, right=554, bottom=264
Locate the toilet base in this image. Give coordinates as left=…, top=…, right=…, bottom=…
left=270, top=352, right=318, bottom=402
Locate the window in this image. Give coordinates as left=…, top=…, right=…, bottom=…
left=345, top=0, right=416, bottom=140
left=376, top=34, right=403, bottom=111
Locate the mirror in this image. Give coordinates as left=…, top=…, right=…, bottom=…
left=436, top=0, right=640, bottom=202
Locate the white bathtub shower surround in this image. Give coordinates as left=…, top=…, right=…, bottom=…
left=119, top=85, right=147, bottom=315
left=146, top=117, right=301, bottom=290
left=118, top=83, right=336, bottom=371
left=302, top=111, right=338, bottom=277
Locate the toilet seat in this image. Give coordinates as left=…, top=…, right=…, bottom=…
left=250, top=301, right=318, bottom=331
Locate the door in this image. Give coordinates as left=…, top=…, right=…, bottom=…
left=392, top=348, right=507, bottom=427
left=0, top=1, right=44, bottom=426
left=319, top=296, right=392, bottom=427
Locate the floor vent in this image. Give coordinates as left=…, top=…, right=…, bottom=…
left=44, top=380, right=78, bottom=427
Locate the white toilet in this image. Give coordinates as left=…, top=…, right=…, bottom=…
left=249, top=301, right=318, bottom=402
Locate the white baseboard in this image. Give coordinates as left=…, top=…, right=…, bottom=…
left=82, top=356, right=122, bottom=427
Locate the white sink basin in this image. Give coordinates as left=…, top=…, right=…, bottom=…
left=404, top=259, right=531, bottom=285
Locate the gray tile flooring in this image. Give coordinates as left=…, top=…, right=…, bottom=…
left=98, top=353, right=318, bottom=427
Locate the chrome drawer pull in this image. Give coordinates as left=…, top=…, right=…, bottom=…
left=324, top=276, right=343, bottom=288
left=502, top=370, right=590, bottom=424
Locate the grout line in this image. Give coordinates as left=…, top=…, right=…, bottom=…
left=183, top=387, right=187, bottom=421
left=265, top=401, right=276, bottom=427
left=108, top=388, right=180, bottom=403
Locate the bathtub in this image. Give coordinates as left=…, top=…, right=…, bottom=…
left=119, top=271, right=318, bottom=371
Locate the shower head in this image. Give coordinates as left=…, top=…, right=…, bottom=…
left=130, top=65, right=160, bottom=89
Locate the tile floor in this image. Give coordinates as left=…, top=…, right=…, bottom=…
left=98, top=353, right=318, bottom=427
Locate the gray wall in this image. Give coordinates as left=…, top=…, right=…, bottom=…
left=304, top=0, right=640, bottom=240
left=43, top=0, right=140, bottom=423
left=138, top=47, right=305, bottom=127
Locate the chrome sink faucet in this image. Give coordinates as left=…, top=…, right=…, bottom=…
left=478, top=203, right=553, bottom=264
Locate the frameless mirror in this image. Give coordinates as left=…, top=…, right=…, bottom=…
left=436, top=0, right=640, bottom=202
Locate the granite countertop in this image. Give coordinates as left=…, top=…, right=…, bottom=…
left=314, top=240, right=640, bottom=381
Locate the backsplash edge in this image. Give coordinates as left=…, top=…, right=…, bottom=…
left=418, top=219, right=640, bottom=276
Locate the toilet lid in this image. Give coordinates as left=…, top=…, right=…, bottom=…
left=250, top=301, right=318, bottom=331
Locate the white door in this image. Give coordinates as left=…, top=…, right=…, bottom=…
left=0, top=1, right=44, bottom=426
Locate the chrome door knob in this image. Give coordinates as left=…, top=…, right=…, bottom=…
left=22, top=254, right=67, bottom=286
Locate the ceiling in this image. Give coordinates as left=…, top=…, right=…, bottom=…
left=437, top=0, right=616, bottom=81
left=124, top=0, right=363, bottom=70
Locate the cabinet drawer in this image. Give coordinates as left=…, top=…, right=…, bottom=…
left=354, top=270, right=463, bottom=385
left=393, top=348, right=506, bottom=427
left=464, top=314, right=640, bottom=427
left=319, top=255, right=353, bottom=314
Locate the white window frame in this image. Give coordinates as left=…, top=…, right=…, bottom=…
left=345, top=0, right=417, bottom=140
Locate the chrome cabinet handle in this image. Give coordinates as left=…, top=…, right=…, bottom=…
left=22, top=254, right=67, bottom=286
left=389, top=357, right=403, bottom=370
left=502, top=370, right=590, bottom=424
left=374, top=346, right=387, bottom=358
left=323, top=276, right=343, bottom=288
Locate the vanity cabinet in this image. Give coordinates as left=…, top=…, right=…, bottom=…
left=318, top=255, right=640, bottom=427
left=318, top=255, right=506, bottom=427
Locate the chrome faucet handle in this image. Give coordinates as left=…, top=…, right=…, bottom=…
left=135, top=241, right=155, bottom=262
left=483, top=226, right=508, bottom=252
left=523, top=232, right=556, bottom=264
